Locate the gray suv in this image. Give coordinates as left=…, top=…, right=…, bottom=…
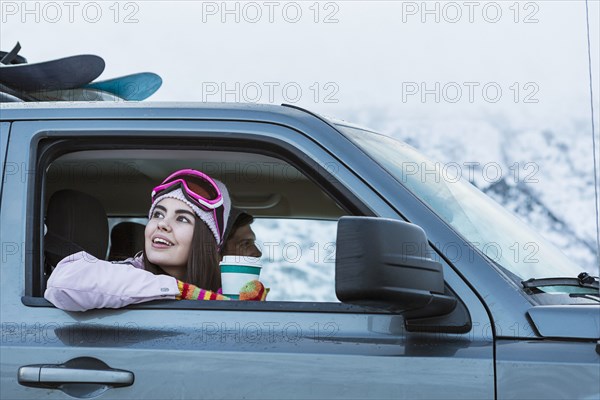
left=1, top=102, right=598, bottom=399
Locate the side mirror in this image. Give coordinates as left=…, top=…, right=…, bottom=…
left=335, top=216, right=456, bottom=319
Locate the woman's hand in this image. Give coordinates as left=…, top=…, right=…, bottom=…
left=239, top=280, right=269, bottom=301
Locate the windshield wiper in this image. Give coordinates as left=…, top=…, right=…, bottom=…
left=568, top=293, right=600, bottom=303
left=522, top=272, right=599, bottom=290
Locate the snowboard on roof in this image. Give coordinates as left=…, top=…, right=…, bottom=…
left=86, top=72, right=162, bottom=101
left=30, top=88, right=123, bottom=102
left=0, top=54, right=105, bottom=92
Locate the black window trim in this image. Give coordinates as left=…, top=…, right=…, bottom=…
left=26, top=129, right=377, bottom=312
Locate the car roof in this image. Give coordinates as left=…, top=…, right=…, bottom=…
left=0, top=101, right=317, bottom=124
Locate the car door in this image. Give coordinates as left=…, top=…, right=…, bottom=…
left=1, top=113, right=494, bottom=399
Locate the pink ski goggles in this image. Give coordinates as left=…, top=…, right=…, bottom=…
left=151, top=169, right=225, bottom=241
left=151, top=169, right=223, bottom=211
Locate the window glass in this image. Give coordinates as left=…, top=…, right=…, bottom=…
left=338, top=125, right=585, bottom=286
left=43, top=146, right=348, bottom=304
left=253, top=219, right=338, bottom=302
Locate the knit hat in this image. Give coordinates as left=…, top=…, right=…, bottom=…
left=148, top=180, right=231, bottom=246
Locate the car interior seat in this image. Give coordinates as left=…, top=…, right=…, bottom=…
left=44, top=189, right=109, bottom=268
left=108, top=222, right=145, bottom=261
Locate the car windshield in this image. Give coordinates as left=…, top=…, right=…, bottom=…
left=337, top=124, right=587, bottom=288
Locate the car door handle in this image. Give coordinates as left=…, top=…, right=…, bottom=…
left=18, top=357, right=134, bottom=388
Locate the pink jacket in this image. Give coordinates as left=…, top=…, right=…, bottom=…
left=44, top=251, right=180, bottom=312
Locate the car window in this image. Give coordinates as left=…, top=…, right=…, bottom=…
left=253, top=218, right=338, bottom=302
left=338, top=125, right=586, bottom=285
left=40, top=142, right=352, bottom=304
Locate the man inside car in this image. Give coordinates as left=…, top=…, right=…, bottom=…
left=220, top=208, right=262, bottom=259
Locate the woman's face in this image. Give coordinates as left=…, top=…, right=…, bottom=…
left=145, top=198, right=196, bottom=276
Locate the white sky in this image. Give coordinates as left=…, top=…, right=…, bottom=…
left=1, top=1, right=598, bottom=121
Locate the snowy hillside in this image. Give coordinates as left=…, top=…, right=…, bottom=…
left=253, top=219, right=338, bottom=303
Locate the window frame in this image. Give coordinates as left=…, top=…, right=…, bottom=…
left=0, top=122, right=10, bottom=199
left=25, top=122, right=386, bottom=313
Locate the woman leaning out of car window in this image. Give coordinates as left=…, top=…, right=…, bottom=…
left=44, top=169, right=267, bottom=312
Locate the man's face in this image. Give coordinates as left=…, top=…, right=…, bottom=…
left=222, top=224, right=262, bottom=258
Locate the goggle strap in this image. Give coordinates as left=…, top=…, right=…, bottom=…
left=214, top=206, right=224, bottom=244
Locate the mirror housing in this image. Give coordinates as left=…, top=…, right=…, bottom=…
left=335, top=216, right=456, bottom=318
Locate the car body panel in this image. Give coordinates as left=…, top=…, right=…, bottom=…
left=0, top=102, right=329, bottom=124
left=496, top=340, right=600, bottom=399
left=1, top=113, right=496, bottom=399
left=1, top=309, right=495, bottom=399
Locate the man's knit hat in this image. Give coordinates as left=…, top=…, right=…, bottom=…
left=148, top=179, right=231, bottom=246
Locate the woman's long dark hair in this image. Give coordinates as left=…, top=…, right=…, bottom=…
left=143, top=217, right=221, bottom=291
